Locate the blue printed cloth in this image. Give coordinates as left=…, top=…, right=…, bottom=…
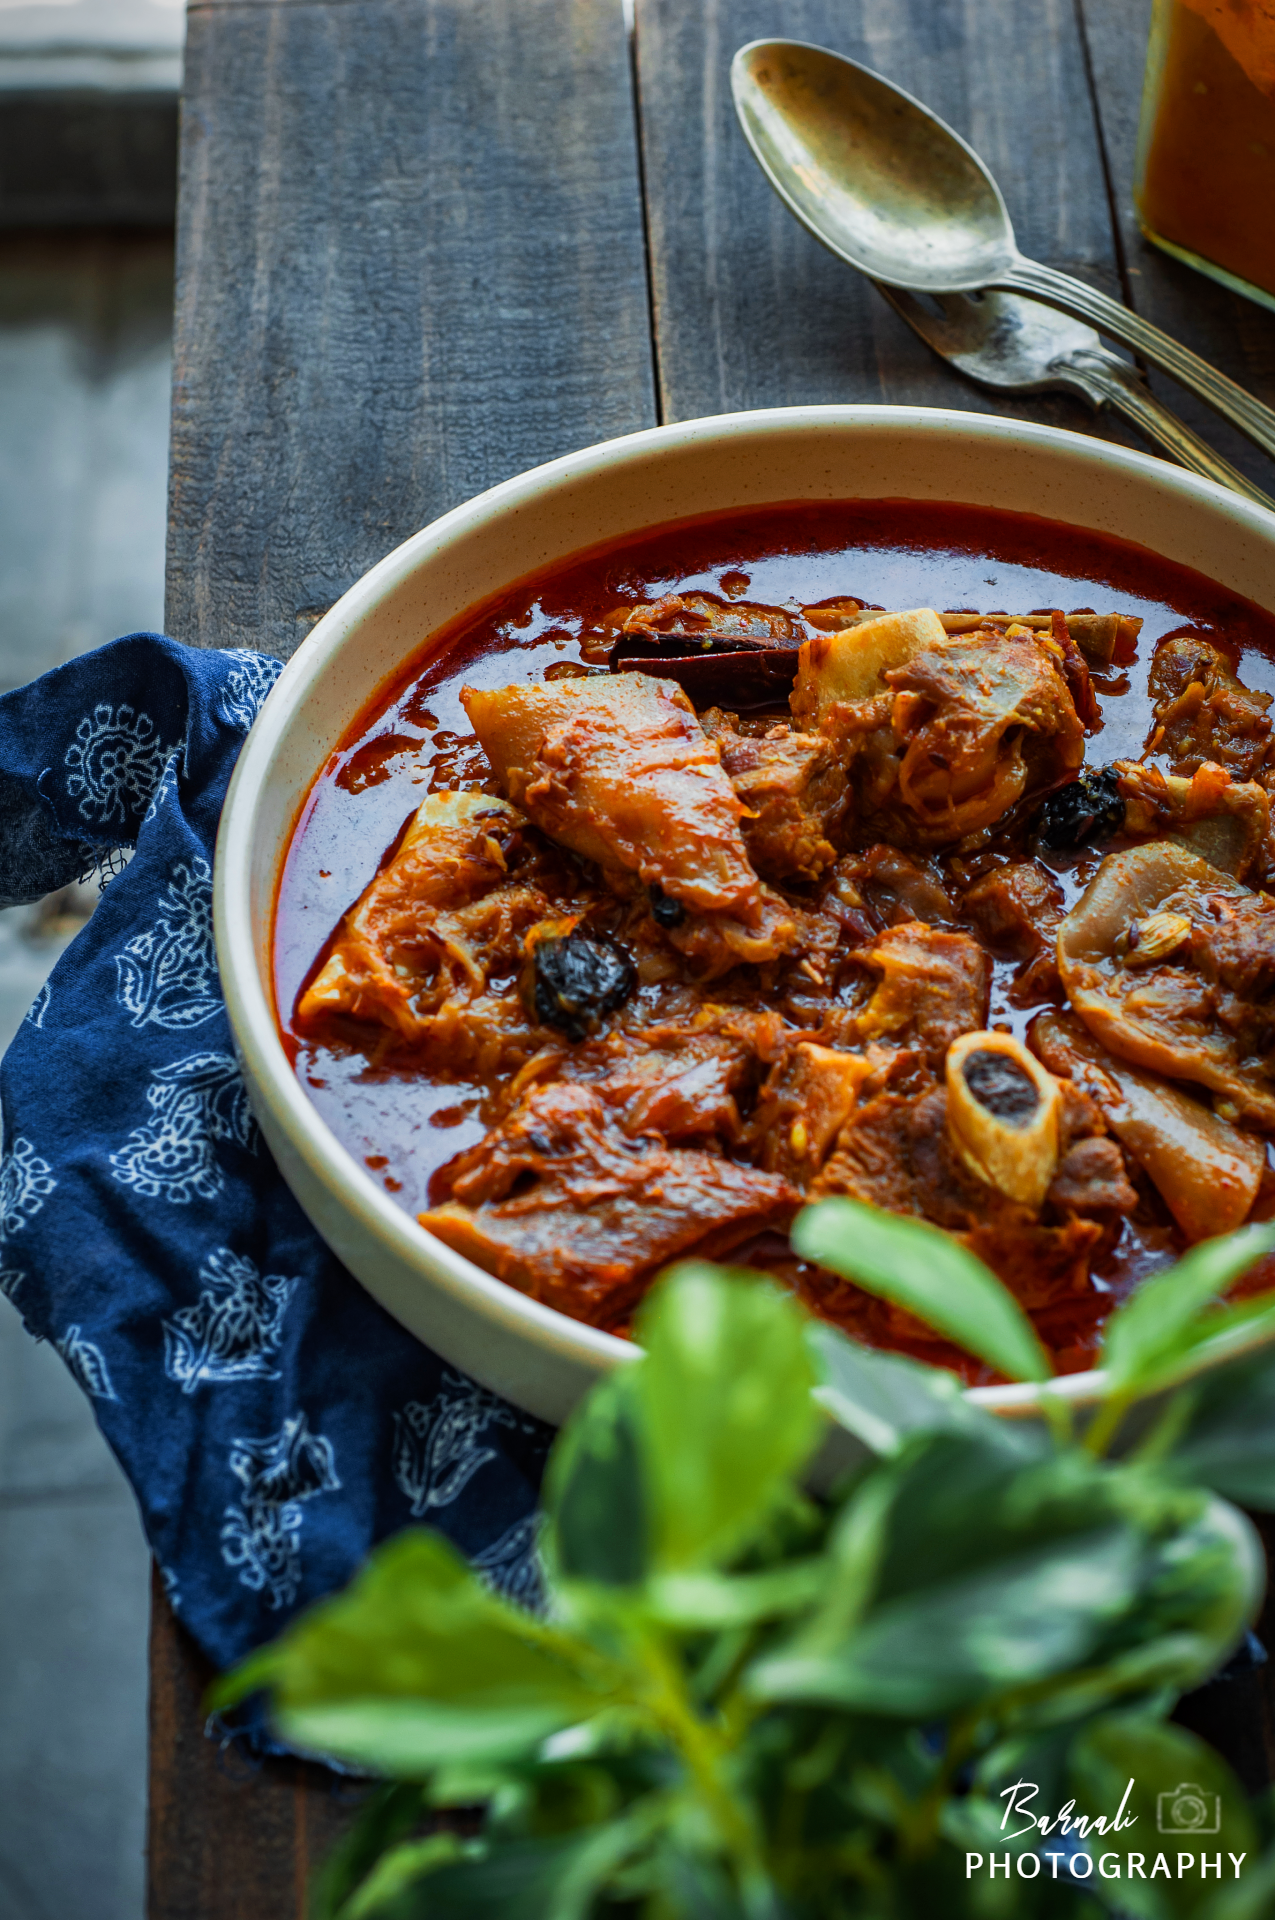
left=0, top=635, right=550, bottom=1728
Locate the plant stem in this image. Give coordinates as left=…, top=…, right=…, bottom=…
left=635, top=1632, right=776, bottom=1914
left=1082, top=1389, right=1133, bottom=1458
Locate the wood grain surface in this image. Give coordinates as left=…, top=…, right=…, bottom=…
left=166, top=0, right=656, bottom=658
left=632, top=0, right=1132, bottom=433
left=147, top=1571, right=363, bottom=1920
left=155, top=0, right=1275, bottom=1911
left=155, top=2, right=652, bottom=1910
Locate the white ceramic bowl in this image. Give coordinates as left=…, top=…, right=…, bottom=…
left=214, top=404, right=1275, bottom=1427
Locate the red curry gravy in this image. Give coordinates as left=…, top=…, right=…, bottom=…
left=275, top=500, right=1275, bottom=1382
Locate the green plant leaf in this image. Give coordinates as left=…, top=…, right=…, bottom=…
left=748, top=1523, right=1143, bottom=1718
left=308, top=1783, right=427, bottom=1920
left=1148, top=1293, right=1275, bottom=1393
left=849, top=1430, right=1108, bottom=1610
left=278, top=1701, right=588, bottom=1776
left=808, top=1321, right=1032, bottom=1457
left=1141, top=1492, right=1263, bottom=1651
left=543, top=1369, right=648, bottom=1587
left=211, top=1531, right=616, bottom=1775
left=792, top=1199, right=1052, bottom=1384
left=1101, top=1224, right=1275, bottom=1397
left=643, top=1560, right=826, bottom=1629
left=340, top=1819, right=655, bottom=1920
left=339, top=1834, right=471, bottom=1920
left=1203, top=1843, right=1275, bottom=1920
left=793, top=1460, right=898, bottom=1656
left=630, top=1264, right=822, bottom=1572
left=1070, top=1714, right=1256, bottom=1918
left=1160, top=1345, right=1275, bottom=1508
left=645, top=1840, right=764, bottom=1920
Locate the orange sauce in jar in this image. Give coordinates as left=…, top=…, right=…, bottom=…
left=1136, top=0, right=1275, bottom=305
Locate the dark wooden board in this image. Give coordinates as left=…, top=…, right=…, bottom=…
left=0, top=94, right=178, bottom=228
left=1078, top=0, right=1275, bottom=494
left=155, top=2, right=652, bottom=1910
left=155, top=0, right=1275, bottom=1911
left=632, top=0, right=1138, bottom=441
left=167, top=0, right=657, bottom=659
left=147, top=1572, right=364, bottom=1920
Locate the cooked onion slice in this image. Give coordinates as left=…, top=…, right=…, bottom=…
left=1115, top=758, right=1270, bottom=881
left=791, top=607, right=947, bottom=727
left=945, top=1030, right=1061, bottom=1209
left=1032, top=1009, right=1265, bottom=1240
left=1057, top=841, right=1275, bottom=1127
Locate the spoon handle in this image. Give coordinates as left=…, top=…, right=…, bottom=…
left=1004, top=259, right=1275, bottom=470
left=1067, top=350, right=1275, bottom=512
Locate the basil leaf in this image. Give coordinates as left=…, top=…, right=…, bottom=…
left=808, top=1321, right=1030, bottom=1457
left=632, top=1263, right=821, bottom=1572
left=214, top=1531, right=614, bottom=1775
left=1069, top=1714, right=1256, bottom=1918
left=1101, top=1223, right=1275, bottom=1397
left=792, top=1199, right=1052, bottom=1385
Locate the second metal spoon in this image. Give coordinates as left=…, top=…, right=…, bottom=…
left=732, top=38, right=1275, bottom=472
left=879, top=285, right=1275, bottom=510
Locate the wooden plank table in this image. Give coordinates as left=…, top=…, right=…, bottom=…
left=151, top=0, right=1275, bottom=1910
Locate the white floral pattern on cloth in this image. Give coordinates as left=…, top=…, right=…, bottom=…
left=56, top=1324, right=117, bottom=1400
left=160, top=1564, right=183, bottom=1615
left=163, top=1248, right=298, bottom=1394
left=214, top=652, right=283, bottom=732
left=115, top=857, right=220, bottom=1031
left=391, top=1372, right=520, bottom=1519
left=64, top=702, right=183, bottom=826
left=109, top=1050, right=256, bottom=1204
left=143, top=750, right=182, bottom=827
left=24, top=982, right=51, bottom=1030
left=0, top=1265, right=25, bottom=1302
left=221, top=1413, right=341, bottom=1610
left=473, top=1513, right=545, bottom=1611
left=0, top=1135, right=57, bottom=1240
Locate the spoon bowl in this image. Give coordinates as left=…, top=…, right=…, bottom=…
left=731, top=38, right=1014, bottom=292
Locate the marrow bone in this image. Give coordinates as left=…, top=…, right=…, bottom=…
left=945, top=1030, right=1062, bottom=1209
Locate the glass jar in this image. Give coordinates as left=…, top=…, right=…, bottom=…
left=1134, top=0, right=1275, bottom=311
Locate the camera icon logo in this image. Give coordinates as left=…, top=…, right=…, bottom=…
left=1157, top=1784, right=1222, bottom=1833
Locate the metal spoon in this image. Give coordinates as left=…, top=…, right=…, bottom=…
left=879, top=285, right=1275, bottom=510
left=731, top=38, right=1275, bottom=469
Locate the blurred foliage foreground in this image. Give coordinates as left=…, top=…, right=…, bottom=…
left=215, top=1201, right=1275, bottom=1920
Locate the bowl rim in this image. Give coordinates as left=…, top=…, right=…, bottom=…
left=214, top=401, right=1275, bottom=1419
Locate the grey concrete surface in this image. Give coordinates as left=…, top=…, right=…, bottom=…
left=0, top=226, right=173, bottom=1920
left=0, top=231, right=172, bottom=688
left=0, top=0, right=183, bottom=93
left=0, top=1317, right=150, bottom=1920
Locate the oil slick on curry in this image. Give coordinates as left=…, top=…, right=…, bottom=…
left=275, top=502, right=1275, bottom=1382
